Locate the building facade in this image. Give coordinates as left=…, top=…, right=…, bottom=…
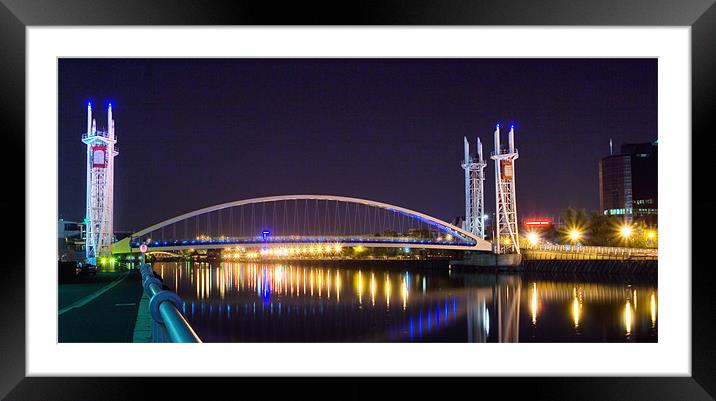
left=599, top=141, right=657, bottom=223
left=58, top=219, right=86, bottom=261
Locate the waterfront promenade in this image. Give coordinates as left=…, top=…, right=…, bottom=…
left=58, top=269, right=143, bottom=342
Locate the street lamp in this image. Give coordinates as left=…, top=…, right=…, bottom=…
left=618, top=224, right=634, bottom=246
left=568, top=229, right=583, bottom=244
left=619, top=225, right=633, bottom=239
left=527, top=231, right=540, bottom=246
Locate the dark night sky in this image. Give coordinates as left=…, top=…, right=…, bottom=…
left=58, top=59, right=657, bottom=232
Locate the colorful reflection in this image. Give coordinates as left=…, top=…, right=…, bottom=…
left=154, top=261, right=657, bottom=343
left=625, top=300, right=633, bottom=336
left=571, top=287, right=583, bottom=329
left=530, top=282, right=539, bottom=325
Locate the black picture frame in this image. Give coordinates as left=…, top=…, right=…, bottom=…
left=1, top=0, right=714, bottom=399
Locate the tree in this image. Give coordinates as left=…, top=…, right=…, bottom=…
left=558, top=207, right=590, bottom=244
left=587, top=211, right=620, bottom=246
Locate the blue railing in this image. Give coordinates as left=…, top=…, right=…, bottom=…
left=139, top=263, right=201, bottom=343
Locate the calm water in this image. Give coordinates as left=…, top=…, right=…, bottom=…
left=154, top=261, right=658, bottom=342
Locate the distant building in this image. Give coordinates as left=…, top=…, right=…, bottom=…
left=58, top=219, right=84, bottom=238
left=599, top=140, right=657, bottom=223
left=58, top=219, right=86, bottom=261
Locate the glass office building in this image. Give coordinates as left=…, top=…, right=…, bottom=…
left=599, top=141, right=658, bottom=223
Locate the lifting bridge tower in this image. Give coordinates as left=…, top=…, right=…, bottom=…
left=82, top=101, right=118, bottom=265
left=491, top=124, right=520, bottom=254
left=462, top=136, right=487, bottom=239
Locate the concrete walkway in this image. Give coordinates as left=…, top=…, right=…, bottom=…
left=58, top=269, right=144, bottom=343
left=132, top=292, right=152, bottom=343
left=58, top=271, right=126, bottom=310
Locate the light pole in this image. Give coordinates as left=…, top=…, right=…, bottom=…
left=619, top=224, right=633, bottom=247
left=261, top=229, right=271, bottom=252
left=568, top=229, right=583, bottom=246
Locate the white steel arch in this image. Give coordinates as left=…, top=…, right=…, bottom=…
left=130, top=194, right=491, bottom=250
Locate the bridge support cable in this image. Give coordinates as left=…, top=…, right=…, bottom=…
left=283, top=201, right=288, bottom=236
left=333, top=200, right=339, bottom=236
left=123, top=195, right=490, bottom=252
left=315, top=199, right=320, bottom=235
left=294, top=199, right=298, bottom=235
left=261, top=202, right=266, bottom=231
left=325, top=200, right=331, bottom=236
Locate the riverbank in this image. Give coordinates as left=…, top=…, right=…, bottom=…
left=449, top=255, right=656, bottom=277
left=521, top=259, right=656, bottom=276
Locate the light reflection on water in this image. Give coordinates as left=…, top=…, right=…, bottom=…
left=156, top=261, right=658, bottom=343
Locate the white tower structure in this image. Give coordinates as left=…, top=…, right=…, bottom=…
left=462, top=136, right=487, bottom=239
left=82, top=101, right=118, bottom=264
left=491, top=124, right=520, bottom=254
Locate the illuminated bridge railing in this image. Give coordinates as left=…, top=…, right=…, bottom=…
left=132, top=235, right=477, bottom=249
left=522, top=243, right=657, bottom=260
left=123, top=195, right=490, bottom=252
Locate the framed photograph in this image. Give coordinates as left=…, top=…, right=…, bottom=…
left=2, top=0, right=714, bottom=399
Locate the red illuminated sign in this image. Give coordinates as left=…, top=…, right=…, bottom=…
left=92, top=145, right=107, bottom=168
left=524, top=219, right=551, bottom=226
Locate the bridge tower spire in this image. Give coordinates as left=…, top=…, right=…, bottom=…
left=82, top=101, right=119, bottom=265
left=491, top=124, right=520, bottom=254
left=462, top=136, right=487, bottom=239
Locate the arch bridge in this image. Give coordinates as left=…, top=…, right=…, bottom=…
left=113, top=195, right=491, bottom=255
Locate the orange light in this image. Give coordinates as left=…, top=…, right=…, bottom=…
left=526, top=232, right=540, bottom=246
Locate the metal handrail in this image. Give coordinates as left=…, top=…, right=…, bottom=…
left=520, top=243, right=658, bottom=261
left=521, top=243, right=657, bottom=255
left=139, top=263, right=201, bottom=343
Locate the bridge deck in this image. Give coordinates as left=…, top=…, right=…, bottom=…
left=124, top=235, right=486, bottom=252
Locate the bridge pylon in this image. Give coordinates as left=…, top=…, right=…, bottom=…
left=82, top=101, right=118, bottom=265
left=462, top=136, right=487, bottom=239
left=491, top=124, right=520, bottom=254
